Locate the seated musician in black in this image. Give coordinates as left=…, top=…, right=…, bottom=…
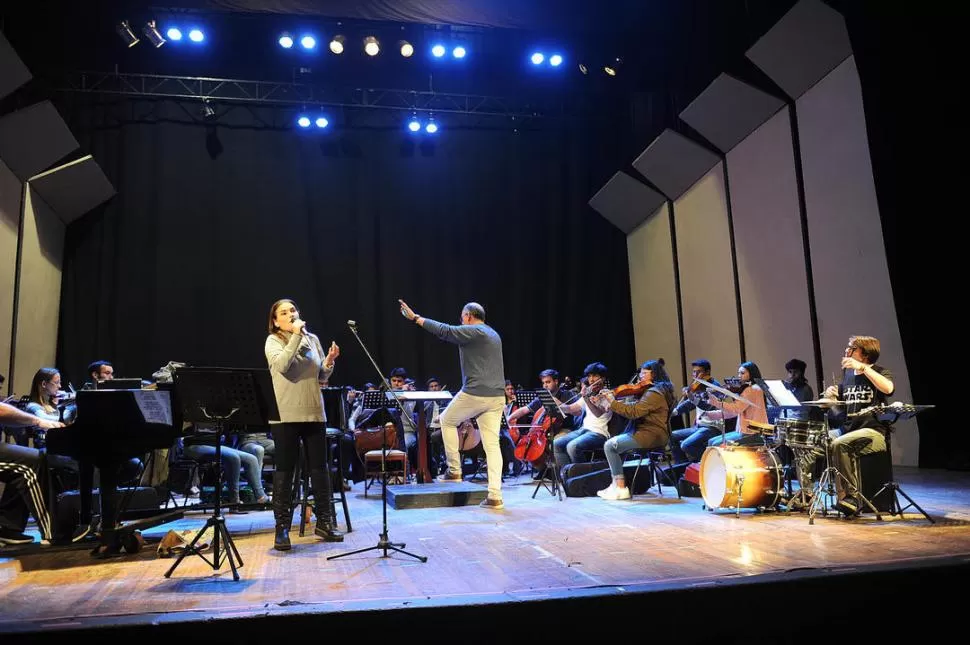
left=669, top=359, right=722, bottom=463
left=82, top=360, right=115, bottom=389
left=823, top=335, right=895, bottom=516
left=507, top=369, right=580, bottom=479
left=0, top=401, right=61, bottom=545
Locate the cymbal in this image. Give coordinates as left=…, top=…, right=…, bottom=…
left=693, top=377, right=755, bottom=407
left=800, top=398, right=844, bottom=407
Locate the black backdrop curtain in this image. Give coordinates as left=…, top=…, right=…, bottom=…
left=55, top=98, right=637, bottom=391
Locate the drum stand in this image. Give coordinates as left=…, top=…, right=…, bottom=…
left=784, top=449, right=815, bottom=513
left=807, top=433, right=882, bottom=525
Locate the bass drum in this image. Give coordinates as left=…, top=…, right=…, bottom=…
left=699, top=446, right=782, bottom=511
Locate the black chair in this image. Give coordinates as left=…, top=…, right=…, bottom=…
left=628, top=427, right=681, bottom=499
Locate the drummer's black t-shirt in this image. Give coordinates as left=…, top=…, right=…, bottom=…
left=837, top=365, right=893, bottom=434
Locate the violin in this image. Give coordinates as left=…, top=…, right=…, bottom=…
left=723, top=377, right=750, bottom=394
left=611, top=380, right=649, bottom=399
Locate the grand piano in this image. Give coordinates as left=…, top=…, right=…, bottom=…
left=45, top=386, right=184, bottom=554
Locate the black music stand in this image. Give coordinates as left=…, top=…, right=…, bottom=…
left=530, top=389, right=566, bottom=501
left=164, top=367, right=279, bottom=581
left=327, top=322, right=426, bottom=563
left=867, top=405, right=935, bottom=523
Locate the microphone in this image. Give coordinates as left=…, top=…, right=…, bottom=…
left=347, top=320, right=357, bottom=329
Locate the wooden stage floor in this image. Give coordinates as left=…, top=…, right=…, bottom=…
left=2, top=467, right=970, bottom=637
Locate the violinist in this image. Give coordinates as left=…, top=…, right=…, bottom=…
left=669, top=360, right=723, bottom=463
left=24, top=368, right=76, bottom=447
left=595, top=359, right=676, bottom=500
left=706, top=362, right=769, bottom=448
left=551, top=363, right=613, bottom=474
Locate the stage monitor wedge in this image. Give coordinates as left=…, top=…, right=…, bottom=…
left=0, top=31, right=32, bottom=101
left=0, top=101, right=79, bottom=181
left=745, top=0, right=852, bottom=99
left=632, top=129, right=720, bottom=201
left=29, top=155, right=116, bottom=225
left=679, top=74, right=786, bottom=153
left=589, top=171, right=666, bottom=234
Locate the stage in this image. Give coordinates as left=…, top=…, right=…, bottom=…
left=1, top=466, right=968, bottom=641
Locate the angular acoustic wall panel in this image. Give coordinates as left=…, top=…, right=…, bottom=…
left=589, top=171, right=666, bottom=234
left=0, top=31, right=32, bottom=101
left=30, top=156, right=115, bottom=225
left=632, top=129, right=720, bottom=200
left=746, top=0, right=852, bottom=99
left=0, top=159, right=21, bottom=391
left=627, top=203, right=683, bottom=386
left=0, top=101, right=79, bottom=181
left=679, top=74, right=786, bottom=153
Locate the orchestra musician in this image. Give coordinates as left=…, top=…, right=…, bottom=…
left=399, top=300, right=507, bottom=510
left=596, top=359, right=676, bottom=500
left=823, top=335, right=895, bottom=516
left=706, top=362, right=769, bottom=448
left=669, top=359, right=722, bottom=463
left=265, top=298, right=343, bottom=550
left=0, top=401, right=60, bottom=545
left=82, top=360, right=114, bottom=389
left=507, top=368, right=580, bottom=479
left=551, top=362, right=613, bottom=474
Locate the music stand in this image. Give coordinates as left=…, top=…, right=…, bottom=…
left=862, top=404, right=935, bottom=523
left=327, top=322, right=426, bottom=563
left=164, top=367, right=279, bottom=581
left=530, top=389, right=567, bottom=501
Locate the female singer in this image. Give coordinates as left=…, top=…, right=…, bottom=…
left=265, top=298, right=342, bottom=551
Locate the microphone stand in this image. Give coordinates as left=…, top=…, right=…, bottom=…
left=328, top=321, right=427, bottom=563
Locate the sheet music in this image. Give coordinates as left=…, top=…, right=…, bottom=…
left=386, top=390, right=453, bottom=401
left=133, top=390, right=173, bottom=425
left=764, top=380, right=801, bottom=407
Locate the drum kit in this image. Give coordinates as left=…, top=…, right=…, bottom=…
left=694, top=377, right=933, bottom=522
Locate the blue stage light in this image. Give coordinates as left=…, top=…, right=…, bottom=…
left=550, top=54, right=563, bottom=67
left=408, top=119, right=421, bottom=133
left=431, top=44, right=446, bottom=58
left=453, top=46, right=466, bottom=59
left=425, top=122, right=439, bottom=134
left=531, top=52, right=544, bottom=65
left=167, top=28, right=182, bottom=41
left=279, top=34, right=293, bottom=49
left=188, top=29, right=204, bottom=43
left=297, top=116, right=311, bottom=128
left=301, top=35, right=316, bottom=50
left=315, top=117, right=329, bottom=129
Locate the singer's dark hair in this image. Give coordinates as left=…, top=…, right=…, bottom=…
left=29, top=367, right=60, bottom=413
left=268, top=299, right=298, bottom=337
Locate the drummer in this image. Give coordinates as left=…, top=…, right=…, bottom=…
left=823, top=335, right=894, bottom=516
left=706, top=362, right=770, bottom=448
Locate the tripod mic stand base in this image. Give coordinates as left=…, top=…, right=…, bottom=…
left=327, top=531, right=427, bottom=562
left=871, top=482, right=934, bottom=523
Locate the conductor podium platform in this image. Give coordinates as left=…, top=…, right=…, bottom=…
left=386, top=481, right=488, bottom=509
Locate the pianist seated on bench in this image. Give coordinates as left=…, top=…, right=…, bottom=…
left=182, top=427, right=270, bottom=505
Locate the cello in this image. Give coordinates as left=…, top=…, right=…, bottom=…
left=513, top=405, right=554, bottom=465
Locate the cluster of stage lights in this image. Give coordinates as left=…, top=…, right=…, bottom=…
left=115, top=20, right=205, bottom=48
left=296, top=114, right=330, bottom=129
left=277, top=33, right=466, bottom=59
left=407, top=115, right=440, bottom=134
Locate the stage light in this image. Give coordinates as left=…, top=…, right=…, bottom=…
left=407, top=118, right=421, bottom=133
left=604, top=66, right=616, bottom=76
left=116, top=21, right=140, bottom=48
left=452, top=46, right=466, bottom=59
left=278, top=33, right=293, bottom=48
left=167, top=27, right=182, bottom=41
left=530, top=52, right=544, bottom=65
left=425, top=118, right=438, bottom=134
left=300, top=35, right=316, bottom=50
left=605, top=57, right=622, bottom=77
left=315, top=117, right=329, bottom=129
left=202, top=100, right=215, bottom=119
left=297, top=116, right=311, bottom=128
left=578, top=63, right=588, bottom=75
left=188, top=29, right=204, bottom=43
left=399, top=40, right=414, bottom=57
left=364, top=36, right=380, bottom=56
left=329, top=35, right=345, bottom=54
left=431, top=44, right=446, bottom=58
left=143, top=21, right=165, bottom=48
left=550, top=54, right=563, bottom=67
